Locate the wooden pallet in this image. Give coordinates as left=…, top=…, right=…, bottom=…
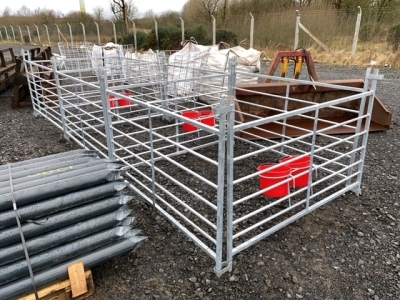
left=18, top=261, right=95, bottom=300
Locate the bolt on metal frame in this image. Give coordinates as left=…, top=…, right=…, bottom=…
left=23, top=49, right=382, bottom=276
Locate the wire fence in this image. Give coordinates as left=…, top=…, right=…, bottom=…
left=0, top=8, right=398, bottom=55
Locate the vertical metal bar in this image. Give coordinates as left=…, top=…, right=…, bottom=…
left=131, top=21, right=137, bottom=50
left=351, top=6, right=362, bottom=58
left=179, top=17, right=185, bottom=43
left=0, top=30, right=3, bottom=42
left=67, top=23, right=73, bottom=43
left=294, top=10, right=300, bottom=50
left=211, top=15, right=216, bottom=45
left=55, top=24, right=61, bottom=42
left=153, top=19, right=159, bottom=50
left=347, top=68, right=381, bottom=195
left=214, top=102, right=227, bottom=276
left=354, top=69, right=380, bottom=194
left=111, top=22, right=117, bottom=44
left=43, top=24, right=50, bottom=46
left=51, top=57, right=69, bottom=140
left=80, top=22, right=86, bottom=44
left=94, top=22, right=100, bottom=44
left=9, top=25, right=16, bottom=43
left=17, top=26, right=23, bottom=43
left=249, top=13, right=254, bottom=49
left=158, top=53, right=170, bottom=120
left=280, top=82, right=291, bottom=154
left=306, top=107, right=320, bottom=210
left=34, top=24, right=40, bottom=43
left=99, top=69, right=116, bottom=160
left=147, top=107, right=157, bottom=208
left=22, top=50, right=39, bottom=114
left=225, top=57, right=237, bottom=274
left=25, top=25, right=31, bottom=44
left=346, top=68, right=371, bottom=191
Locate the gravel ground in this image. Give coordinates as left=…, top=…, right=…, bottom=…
left=0, top=53, right=399, bottom=299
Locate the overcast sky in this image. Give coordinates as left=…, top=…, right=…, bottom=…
left=1, top=0, right=188, bottom=18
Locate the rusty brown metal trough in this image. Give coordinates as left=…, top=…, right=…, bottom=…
left=234, top=50, right=392, bottom=139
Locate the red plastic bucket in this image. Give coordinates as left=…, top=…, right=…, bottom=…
left=199, top=110, right=215, bottom=127
left=119, top=92, right=131, bottom=107
left=182, top=111, right=200, bottom=132
left=257, top=164, right=291, bottom=198
left=109, top=95, right=116, bottom=108
left=279, top=156, right=311, bottom=188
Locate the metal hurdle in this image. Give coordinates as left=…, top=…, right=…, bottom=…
left=23, top=50, right=382, bottom=276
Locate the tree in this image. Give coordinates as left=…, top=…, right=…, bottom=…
left=143, top=9, right=156, bottom=18
left=92, top=6, right=105, bottom=21
left=197, top=0, right=220, bottom=21
left=158, top=10, right=181, bottom=27
left=182, top=0, right=220, bottom=23
left=387, top=24, right=400, bottom=51
left=110, top=0, right=138, bottom=33
left=2, top=6, right=11, bottom=17
left=16, top=5, right=32, bottom=17
left=220, top=0, right=229, bottom=23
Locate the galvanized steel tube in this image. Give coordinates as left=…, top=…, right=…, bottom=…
left=0, top=181, right=128, bottom=230
left=0, top=226, right=133, bottom=286
left=0, top=150, right=97, bottom=171
left=0, top=207, right=133, bottom=266
left=0, top=162, right=122, bottom=190
left=0, top=169, right=125, bottom=212
left=0, top=236, right=147, bottom=299
left=0, top=196, right=132, bottom=247
left=0, top=156, right=103, bottom=181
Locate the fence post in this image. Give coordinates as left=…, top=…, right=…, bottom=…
left=55, top=24, right=61, bottom=42
left=25, top=25, right=31, bottom=44
left=131, top=20, right=137, bottom=50
left=211, top=15, right=216, bottom=45
left=67, top=23, right=73, bottom=43
left=249, top=13, right=254, bottom=49
left=2, top=25, right=9, bottom=41
left=294, top=10, right=300, bottom=50
left=179, top=17, right=185, bottom=43
left=43, top=24, right=50, bottom=46
left=34, top=24, right=40, bottom=43
left=111, top=21, right=117, bottom=44
left=352, top=6, right=362, bottom=59
left=80, top=23, right=86, bottom=44
left=9, top=25, right=16, bottom=43
left=0, top=30, right=3, bottom=42
left=94, top=22, right=101, bottom=44
left=153, top=19, right=159, bottom=50
left=17, top=26, right=23, bottom=43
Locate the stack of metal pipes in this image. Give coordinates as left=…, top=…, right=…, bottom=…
left=0, top=149, right=146, bottom=299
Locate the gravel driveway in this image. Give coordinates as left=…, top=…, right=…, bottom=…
left=0, top=48, right=399, bottom=299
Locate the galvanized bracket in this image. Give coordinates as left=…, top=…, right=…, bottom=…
left=365, top=68, right=383, bottom=81
left=366, top=74, right=384, bottom=81
left=214, top=261, right=233, bottom=278
left=351, top=186, right=362, bottom=196
left=212, top=96, right=235, bottom=115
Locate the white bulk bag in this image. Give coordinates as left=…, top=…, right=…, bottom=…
left=168, top=41, right=210, bottom=96
left=123, top=49, right=159, bottom=84
left=198, top=46, right=261, bottom=104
